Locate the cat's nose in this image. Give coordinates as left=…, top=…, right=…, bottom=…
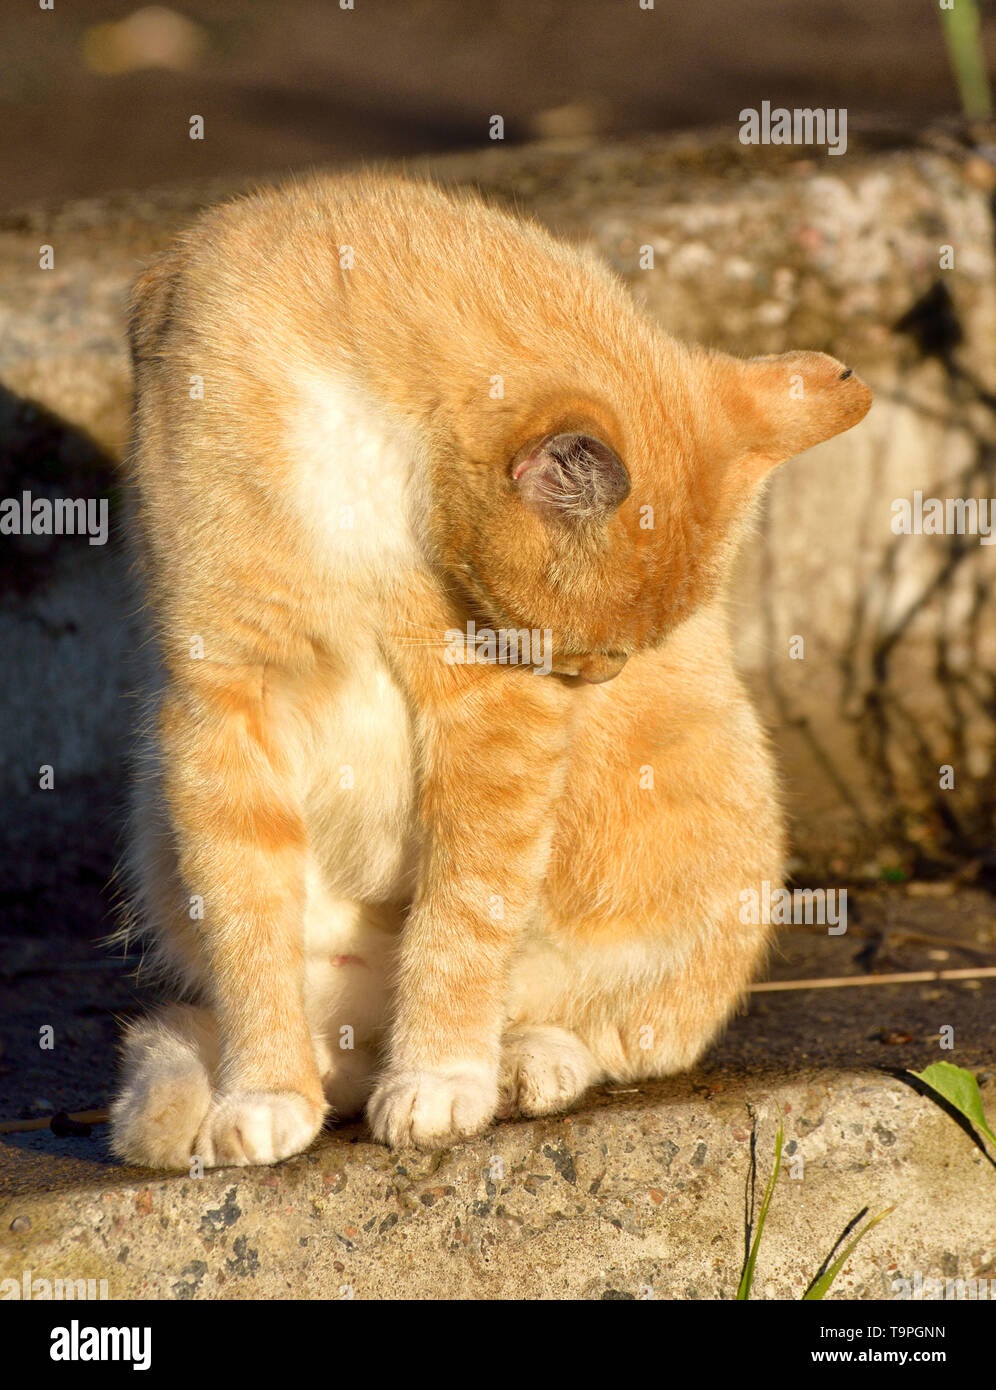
left=578, top=653, right=628, bottom=684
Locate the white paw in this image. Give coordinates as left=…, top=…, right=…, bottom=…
left=194, top=1091, right=326, bottom=1168
left=367, top=1064, right=497, bottom=1149
left=499, top=1026, right=600, bottom=1118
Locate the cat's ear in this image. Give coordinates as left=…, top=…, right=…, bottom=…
left=714, top=350, right=872, bottom=482
left=511, top=432, right=631, bottom=523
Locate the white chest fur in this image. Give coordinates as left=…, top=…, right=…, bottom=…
left=288, top=366, right=428, bottom=581
left=303, top=634, right=418, bottom=906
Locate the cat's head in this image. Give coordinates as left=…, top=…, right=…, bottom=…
left=431, top=344, right=871, bottom=682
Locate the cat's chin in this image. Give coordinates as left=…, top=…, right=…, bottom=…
left=552, top=653, right=629, bottom=684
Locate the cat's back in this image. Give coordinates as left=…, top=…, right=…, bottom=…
left=125, top=172, right=662, bottom=635
left=131, top=171, right=636, bottom=397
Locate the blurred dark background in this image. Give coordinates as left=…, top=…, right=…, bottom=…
left=2, top=0, right=993, bottom=211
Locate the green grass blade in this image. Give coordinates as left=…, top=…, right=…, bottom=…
left=940, top=0, right=993, bottom=119
left=737, top=1117, right=782, bottom=1300
left=909, top=1061, right=996, bottom=1149
left=802, top=1206, right=894, bottom=1301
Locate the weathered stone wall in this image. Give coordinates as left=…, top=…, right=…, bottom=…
left=1, top=133, right=994, bottom=872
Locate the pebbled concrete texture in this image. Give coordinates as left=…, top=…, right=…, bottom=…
left=2, top=1070, right=995, bottom=1301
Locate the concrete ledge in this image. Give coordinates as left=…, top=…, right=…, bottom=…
left=3, top=1069, right=994, bottom=1300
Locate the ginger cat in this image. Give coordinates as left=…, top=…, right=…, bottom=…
left=110, top=172, right=871, bottom=1168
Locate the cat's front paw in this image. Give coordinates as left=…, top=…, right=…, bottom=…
left=367, top=1064, right=497, bottom=1149
left=194, top=1091, right=326, bottom=1168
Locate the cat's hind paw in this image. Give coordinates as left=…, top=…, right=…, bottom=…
left=111, top=1068, right=212, bottom=1171
left=366, top=1064, right=497, bottom=1149
left=498, top=1025, right=601, bottom=1118
left=109, top=1005, right=215, bottom=1170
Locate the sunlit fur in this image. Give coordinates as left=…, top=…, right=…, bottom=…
left=109, top=173, right=871, bottom=1166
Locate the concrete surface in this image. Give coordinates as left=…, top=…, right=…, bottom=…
left=2, top=883, right=995, bottom=1299
left=2, top=1069, right=995, bottom=1300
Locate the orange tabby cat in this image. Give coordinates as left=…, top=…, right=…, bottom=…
left=110, top=172, right=871, bottom=1167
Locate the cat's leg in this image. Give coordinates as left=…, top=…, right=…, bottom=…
left=110, top=780, right=221, bottom=1168
left=109, top=889, right=393, bottom=1163
left=110, top=1004, right=217, bottom=1169
left=529, top=648, right=782, bottom=1097
left=366, top=664, right=572, bottom=1149
left=113, top=663, right=402, bottom=1164
left=112, top=995, right=330, bottom=1168
left=145, top=676, right=327, bottom=1168
left=498, top=935, right=605, bottom=1118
